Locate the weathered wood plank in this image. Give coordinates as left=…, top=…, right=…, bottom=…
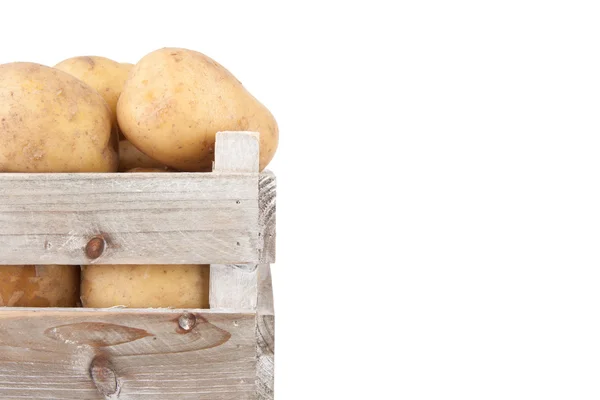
left=0, top=172, right=259, bottom=265
left=210, top=264, right=258, bottom=310
left=255, top=173, right=276, bottom=399
left=257, top=264, right=274, bottom=316
left=211, top=132, right=275, bottom=397
left=0, top=172, right=256, bottom=199
left=211, top=131, right=261, bottom=311
left=214, top=131, right=260, bottom=173
left=256, top=264, right=274, bottom=400
left=0, top=230, right=259, bottom=265
left=0, top=308, right=256, bottom=399
left=259, top=171, right=276, bottom=263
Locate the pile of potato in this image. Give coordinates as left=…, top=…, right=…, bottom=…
left=0, top=47, right=278, bottom=308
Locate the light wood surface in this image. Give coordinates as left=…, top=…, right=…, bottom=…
left=0, top=172, right=259, bottom=265
left=259, top=171, right=276, bottom=263
left=213, top=131, right=260, bottom=174
left=256, top=264, right=275, bottom=400
left=210, top=130, right=262, bottom=311
left=210, top=264, right=258, bottom=310
left=0, top=308, right=256, bottom=399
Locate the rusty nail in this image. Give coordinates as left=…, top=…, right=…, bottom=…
left=178, top=312, right=196, bottom=331
left=85, top=236, right=105, bottom=259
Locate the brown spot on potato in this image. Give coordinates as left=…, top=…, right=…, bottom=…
left=81, top=56, right=96, bottom=70
left=67, top=102, right=78, bottom=121
left=239, top=116, right=249, bottom=130
left=170, top=51, right=183, bottom=62
left=22, top=141, right=45, bottom=161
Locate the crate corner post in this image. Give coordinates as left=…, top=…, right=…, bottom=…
left=211, top=130, right=276, bottom=400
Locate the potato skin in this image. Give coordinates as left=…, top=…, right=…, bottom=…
left=126, top=167, right=169, bottom=172
left=0, top=62, right=118, bottom=172
left=119, top=140, right=170, bottom=172
left=117, top=48, right=278, bottom=171
left=80, top=264, right=209, bottom=308
left=54, top=57, right=132, bottom=122
left=0, top=265, right=80, bottom=307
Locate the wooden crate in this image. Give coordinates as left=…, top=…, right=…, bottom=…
left=0, top=131, right=276, bottom=400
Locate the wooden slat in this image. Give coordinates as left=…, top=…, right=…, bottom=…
left=0, top=172, right=259, bottom=265
left=210, top=264, right=258, bottom=310
left=0, top=172, right=256, bottom=199
left=214, top=131, right=260, bottom=173
left=211, top=131, right=261, bottom=311
left=0, top=308, right=256, bottom=399
left=259, top=171, right=276, bottom=263
left=256, top=264, right=275, bottom=400
left=257, top=264, right=274, bottom=316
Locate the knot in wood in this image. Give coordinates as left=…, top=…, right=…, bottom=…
left=178, top=312, right=196, bottom=331
left=85, top=236, right=105, bottom=259
left=90, top=356, right=119, bottom=397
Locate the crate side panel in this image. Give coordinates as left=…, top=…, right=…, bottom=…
left=0, top=172, right=259, bottom=264
left=0, top=308, right=256, bottom=400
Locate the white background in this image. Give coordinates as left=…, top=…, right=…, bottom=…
left=2, top=1, right=600, bottom=399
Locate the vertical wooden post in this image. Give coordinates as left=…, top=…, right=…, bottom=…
left=256, top=171, right=276, bottom=399
left=211, top=131, right=275, bottom=399
left=256, top=264, right=275, bottom=400
left=210, top=131, right=260, bottom=311
left=213, top=130, right=260, bottom=173
left=259, top=171, right=276, bottom=264
left=209, top=263, right=259, bottom=310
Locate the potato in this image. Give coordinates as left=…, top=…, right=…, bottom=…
left=80, top=264, right=209, bottom=308
left=126, top=167, right=169, bottom=172
left=0, top=62, right=118, bottom=172
left=0, top=265, right=79, bottom=307
left=54, top=57, right=132, bottom=122
left=117, top=48, right=278, bottom=171
left=119, top=140, right=170, bottom=172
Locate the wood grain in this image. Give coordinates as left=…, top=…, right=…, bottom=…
left=213, top=131, right=260, bottom=173
left=210, top=264, right=258, bottom=310
left=0, top=172, right=259, bottom=265
left=259, top=171, right=276, bottom=263
left=211, top=131, right=262, bottom=312
left=0, top=308, right=256, bottom=399
left=257, top=264, right=274, bottom=316
left=256, top=264, right=275, bottom=400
